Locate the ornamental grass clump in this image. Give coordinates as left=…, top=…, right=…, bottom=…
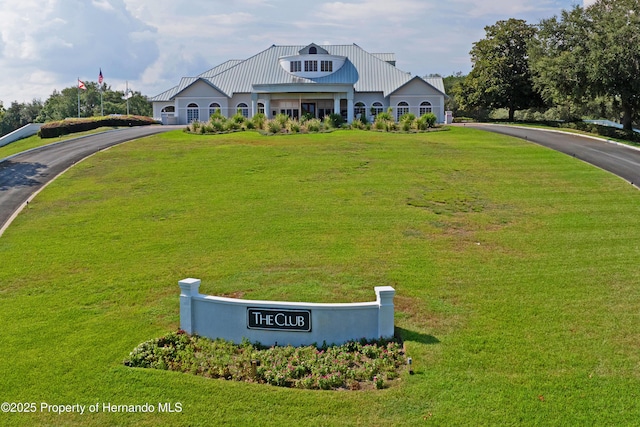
left=125, top=331, right=406, bottom=391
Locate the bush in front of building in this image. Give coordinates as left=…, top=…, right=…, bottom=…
left=184, top=108, right=445, bottom=136
left=39, top=115, right=159, bottom=138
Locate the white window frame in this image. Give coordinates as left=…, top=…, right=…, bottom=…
left=321, top=60, right=333, bottom=72
left=396, top=101, right=409, bottom=121
left=257, top=102, right=265, bottom=115
left=237, top=103, right=249, bottom=118
left=354, top=102, right=366, bottom=119
left=187, top=103, right=199, bottom=123
left=209, top=102, right=221, bottom=117
left=304, top=60, right=318, bottom=72
left=371, top=102, right=384, bottom=117
left=419, top=101, right=433, bottom=116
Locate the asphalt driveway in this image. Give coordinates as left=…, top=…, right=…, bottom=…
left=0, top=126, right=180, bottom=234
left=465, top=124, right=640, bottom=187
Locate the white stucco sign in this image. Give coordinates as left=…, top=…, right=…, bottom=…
left=179, top=278, right=395, bottom=347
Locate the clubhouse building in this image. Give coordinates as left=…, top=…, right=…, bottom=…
left=151, top=43, right=447, bottom=125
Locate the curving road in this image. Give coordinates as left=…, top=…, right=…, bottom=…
left=465, top=124, right=640, bottom=187
left=0, top=126, right=180, bottom=234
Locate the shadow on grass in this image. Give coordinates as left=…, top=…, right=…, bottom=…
left=396, top=327, right=440, bottom=345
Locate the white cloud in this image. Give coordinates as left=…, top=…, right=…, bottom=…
left=0, top=0, right=580, bottom=104
left=318, top=0, right=428, bottom=23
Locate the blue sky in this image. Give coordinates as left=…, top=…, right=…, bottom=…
left=0, top=0, right=587, bottom=104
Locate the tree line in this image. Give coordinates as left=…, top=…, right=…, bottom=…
left=447, top=0, right=639, bottom=131
left=0, top=82, right=152, bottom=137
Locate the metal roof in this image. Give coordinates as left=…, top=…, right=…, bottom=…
left=424, top=77, right=446, bottom=94
left=153, top=44, right=441, bottom=100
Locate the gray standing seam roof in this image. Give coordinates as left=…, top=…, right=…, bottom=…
left=152, top=44, right=444, bottom=101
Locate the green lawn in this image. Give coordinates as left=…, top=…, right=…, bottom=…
left=1, top=128, right=639, bottom=425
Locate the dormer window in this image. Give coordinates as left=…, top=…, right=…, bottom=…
left=279, top=45, right=346, bottom=78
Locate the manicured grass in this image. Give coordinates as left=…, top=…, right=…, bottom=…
left=1, top=128, right=640, bottom=425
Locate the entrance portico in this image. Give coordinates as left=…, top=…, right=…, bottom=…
left=252, top=84, right=355, bottom=122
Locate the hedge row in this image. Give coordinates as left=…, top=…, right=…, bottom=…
left=39, top=115, right=160, bottom=138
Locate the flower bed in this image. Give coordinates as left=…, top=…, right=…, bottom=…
left=125, top=330, right=407, bottom=390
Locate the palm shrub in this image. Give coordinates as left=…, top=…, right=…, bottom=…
left=232, top=111, right=247, bottom=125
left=420, top=112, right=437, bottom=128
left=209, top=109, right=225, bottom=121
left=251, top=113, right=266, bottom=130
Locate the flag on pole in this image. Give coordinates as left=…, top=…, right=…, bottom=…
left=78, top=79, right=86, bottom=90
left=98, top=69, right=103, bottom=84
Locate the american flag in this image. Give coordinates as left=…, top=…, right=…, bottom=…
left=98, top=69, right=103, bottom=84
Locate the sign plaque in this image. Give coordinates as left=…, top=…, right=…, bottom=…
left=247, top=308, right=311, bottom=332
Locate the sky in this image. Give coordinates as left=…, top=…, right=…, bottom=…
left=0, top=0, right=591, bottom=105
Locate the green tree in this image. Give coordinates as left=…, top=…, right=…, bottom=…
left=458, top=18, right=543, bottom=121
left=0, top=100, right=43, bottom=136
left=531, top=0, right=640, bottom=130
left=37, top=88, right=80, bottom=122
left=36, top=83, right=152, bottom=122
left=442, top=72, right=467, bottom=117
left=586, top=0, right=640, bottom=130
left=529, top=7, right=591, bottom=121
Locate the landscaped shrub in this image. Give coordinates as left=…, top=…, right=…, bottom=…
left=251, top=113, right=266, bottom=130
left=184, top=108, right=445, bottom=136
left=39, top=115, right=160, bottom=138
left=305, top=118, right=322, bottom=132
left=267, top=120, right=282, bottom=134
left=421, top=113, right=437, bottom=128
left=125, top=331, right=407, bottom=391
left=325, top=113, right=344, bottom=129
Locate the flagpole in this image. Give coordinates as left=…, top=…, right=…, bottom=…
left=99, top=69, right=104, bottom=116
left=77, top=77, right=81, bottom=118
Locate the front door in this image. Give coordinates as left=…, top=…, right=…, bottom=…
left=301, top=102, right=316, bottom=118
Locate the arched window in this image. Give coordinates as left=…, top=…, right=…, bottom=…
left=354, top=102, right=366, bottom=119
left=237, top=103, right=249, bottom=118
left=420, top=101, right=432, bottom=116
left=209, top=102, right=221, bottom=117
left=396, top=101, right=409, bottom=121
left=257, top=102, right=265, bottom=115
left=187, top=103, right=199, bottom=123
left=309, top=46, right=317, bottom=54
left=371, top=102, right=384, bottom=117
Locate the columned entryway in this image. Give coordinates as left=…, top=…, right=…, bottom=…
left=252, top=83, right=356, bottom=122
